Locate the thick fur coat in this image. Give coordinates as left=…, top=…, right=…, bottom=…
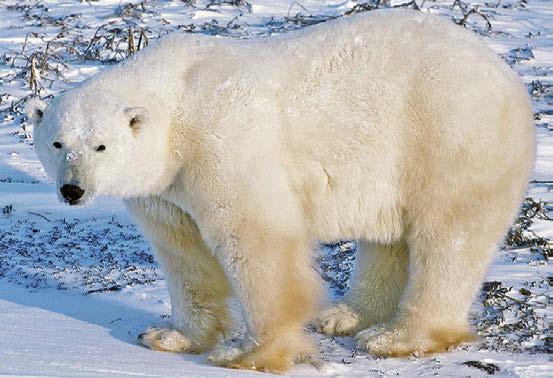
left=27, top=9, right=535, bottom=372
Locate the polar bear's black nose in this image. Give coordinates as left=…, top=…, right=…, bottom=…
left=60, top=184, right=84, bottom=203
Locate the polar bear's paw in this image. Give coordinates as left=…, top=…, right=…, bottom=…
left=209, top=331, right=314, bottom=373
left=312, top=304, right=360, bottom=336
left=208, top=342, right=293, bottom=373
left=208, top=344, right=249, bottom=368
left=355, top=324, right=475, bottom=357
left=138, top=327, right=195, bottom=353
left=355, top=325, right=416, bottom=357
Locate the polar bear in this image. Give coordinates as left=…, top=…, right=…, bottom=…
left=26, top=9, right=534, bottom=373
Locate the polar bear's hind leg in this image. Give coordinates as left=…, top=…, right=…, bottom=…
left=314, top=241, right=409, bottom=336
left=356, top=197, right=504, bottom=356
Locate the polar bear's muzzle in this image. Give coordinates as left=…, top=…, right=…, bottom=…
left=60, top=184, right=84, bottom=205
left=60, top=184, right=85, bottom=205
left=57, top=156, right=94, bottom=205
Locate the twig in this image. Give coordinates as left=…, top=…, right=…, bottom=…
left=85, top=285, right=122, bottom=295
left=83, top=25, right=105, bottom=59
left=452, top=0, right=492, bottom=33
left=27, top=211, right=51, bottom=222
left=29, top=55, right=39, bottom=93
left=127, top=26, right=135, bottom=57
left=393, top=1, right=420, bottom=10
left=137, top=28, right=148, bottom=51
left=287, top=1, right=309, bottom=18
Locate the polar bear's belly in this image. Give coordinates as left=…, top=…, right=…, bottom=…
left=292, top=162, right=403, bottom=244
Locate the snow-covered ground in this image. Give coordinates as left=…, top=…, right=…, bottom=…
left=0, top=0, right=551, bottom=376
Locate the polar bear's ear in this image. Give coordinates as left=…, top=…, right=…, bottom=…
left=25, top=97, right=48, bottom=125
left=124, top=107, right=148, bottom=133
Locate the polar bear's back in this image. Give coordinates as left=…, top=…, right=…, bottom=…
left=257, top=10, right=533, bottom=161
left=264, top=9, right=505, bottom=76
left=249, top=10, right=534, bottom=242
left=256, top=9, right=531, bottom=139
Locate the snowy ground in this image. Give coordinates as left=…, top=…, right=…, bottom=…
left=0, top=0, right=551, bottom=376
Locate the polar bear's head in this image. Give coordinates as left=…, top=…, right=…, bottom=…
left=26, top=90, right=175, bottom=205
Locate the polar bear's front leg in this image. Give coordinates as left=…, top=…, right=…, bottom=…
left=140, top=239, right=232, bottom=353
left=206, top=223, right=323, bottom=372
left=126, top=198, right=232, bottom=354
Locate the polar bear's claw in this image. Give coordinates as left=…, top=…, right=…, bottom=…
left=138, top=327, right=194, bottom=353
left=313, top=304, right=360, bottom=336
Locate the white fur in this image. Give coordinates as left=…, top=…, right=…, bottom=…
left=28, top=9, right=535, bottom=371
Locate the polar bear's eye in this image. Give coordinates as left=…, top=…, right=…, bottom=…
left=53, top=141, right=62, bottom=149
left=96, top=145, right=106, bottom=152
left=129, top=117, right=139, bottom=129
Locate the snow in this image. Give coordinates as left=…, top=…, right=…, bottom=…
left=0, top=0, right=551, bottom=376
